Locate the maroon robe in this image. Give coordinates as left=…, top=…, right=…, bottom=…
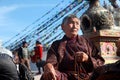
left=41, top=35, right=105, bottom=80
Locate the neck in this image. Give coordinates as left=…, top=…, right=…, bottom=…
left=66, top=35, right=77, bottom=39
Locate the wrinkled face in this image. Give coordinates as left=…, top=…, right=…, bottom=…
left=62, top=18, right=80, bottom=38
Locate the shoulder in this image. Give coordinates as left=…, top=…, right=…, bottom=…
left=49, top=40, right=62, bottom=51
left=52, top=40, right=61, bottom=44
left=51, top=39, right=62, bottom=46
left=77, top=35, right=93, bottom=46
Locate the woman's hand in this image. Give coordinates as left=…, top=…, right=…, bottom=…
left=42, top=63, right=57, bottom=80
left=75, top=51, right=89, bottom=63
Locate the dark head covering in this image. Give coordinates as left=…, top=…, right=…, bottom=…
left=22, top=41, right=27, bottom=45
left=36, top=40, right=41, bottom=44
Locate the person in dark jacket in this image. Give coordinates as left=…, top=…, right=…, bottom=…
left=41, top=14, right=105, bottom=80
left=0, top=40, right=19, bottom=80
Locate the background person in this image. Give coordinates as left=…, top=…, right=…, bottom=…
left=31, top=40, right=44, bottom=74
left=13, top=51, right=34, bottom=80
left=0, top=40, right=19, bottom=80
left=18, top=41, right=31, bottom=70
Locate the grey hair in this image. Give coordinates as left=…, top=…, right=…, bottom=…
left=61, top=14, right=79, bottom=25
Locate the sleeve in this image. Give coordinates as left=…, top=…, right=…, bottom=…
left=45, top=41, right=59, bottom=69
left=85, top=38, right=105, bottom=69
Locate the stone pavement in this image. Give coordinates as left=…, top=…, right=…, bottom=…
left=34, top=74, right=41, bottom=80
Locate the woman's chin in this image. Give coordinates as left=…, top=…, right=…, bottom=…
left=70, top=34, right=77, bottom=37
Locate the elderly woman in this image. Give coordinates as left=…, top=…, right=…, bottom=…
left=40, top=14, right=105, bottom=80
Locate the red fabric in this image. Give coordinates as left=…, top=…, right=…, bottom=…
left=35, top=45, right=43, bottom=59
left=31, top=45, right=43, bottom=63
